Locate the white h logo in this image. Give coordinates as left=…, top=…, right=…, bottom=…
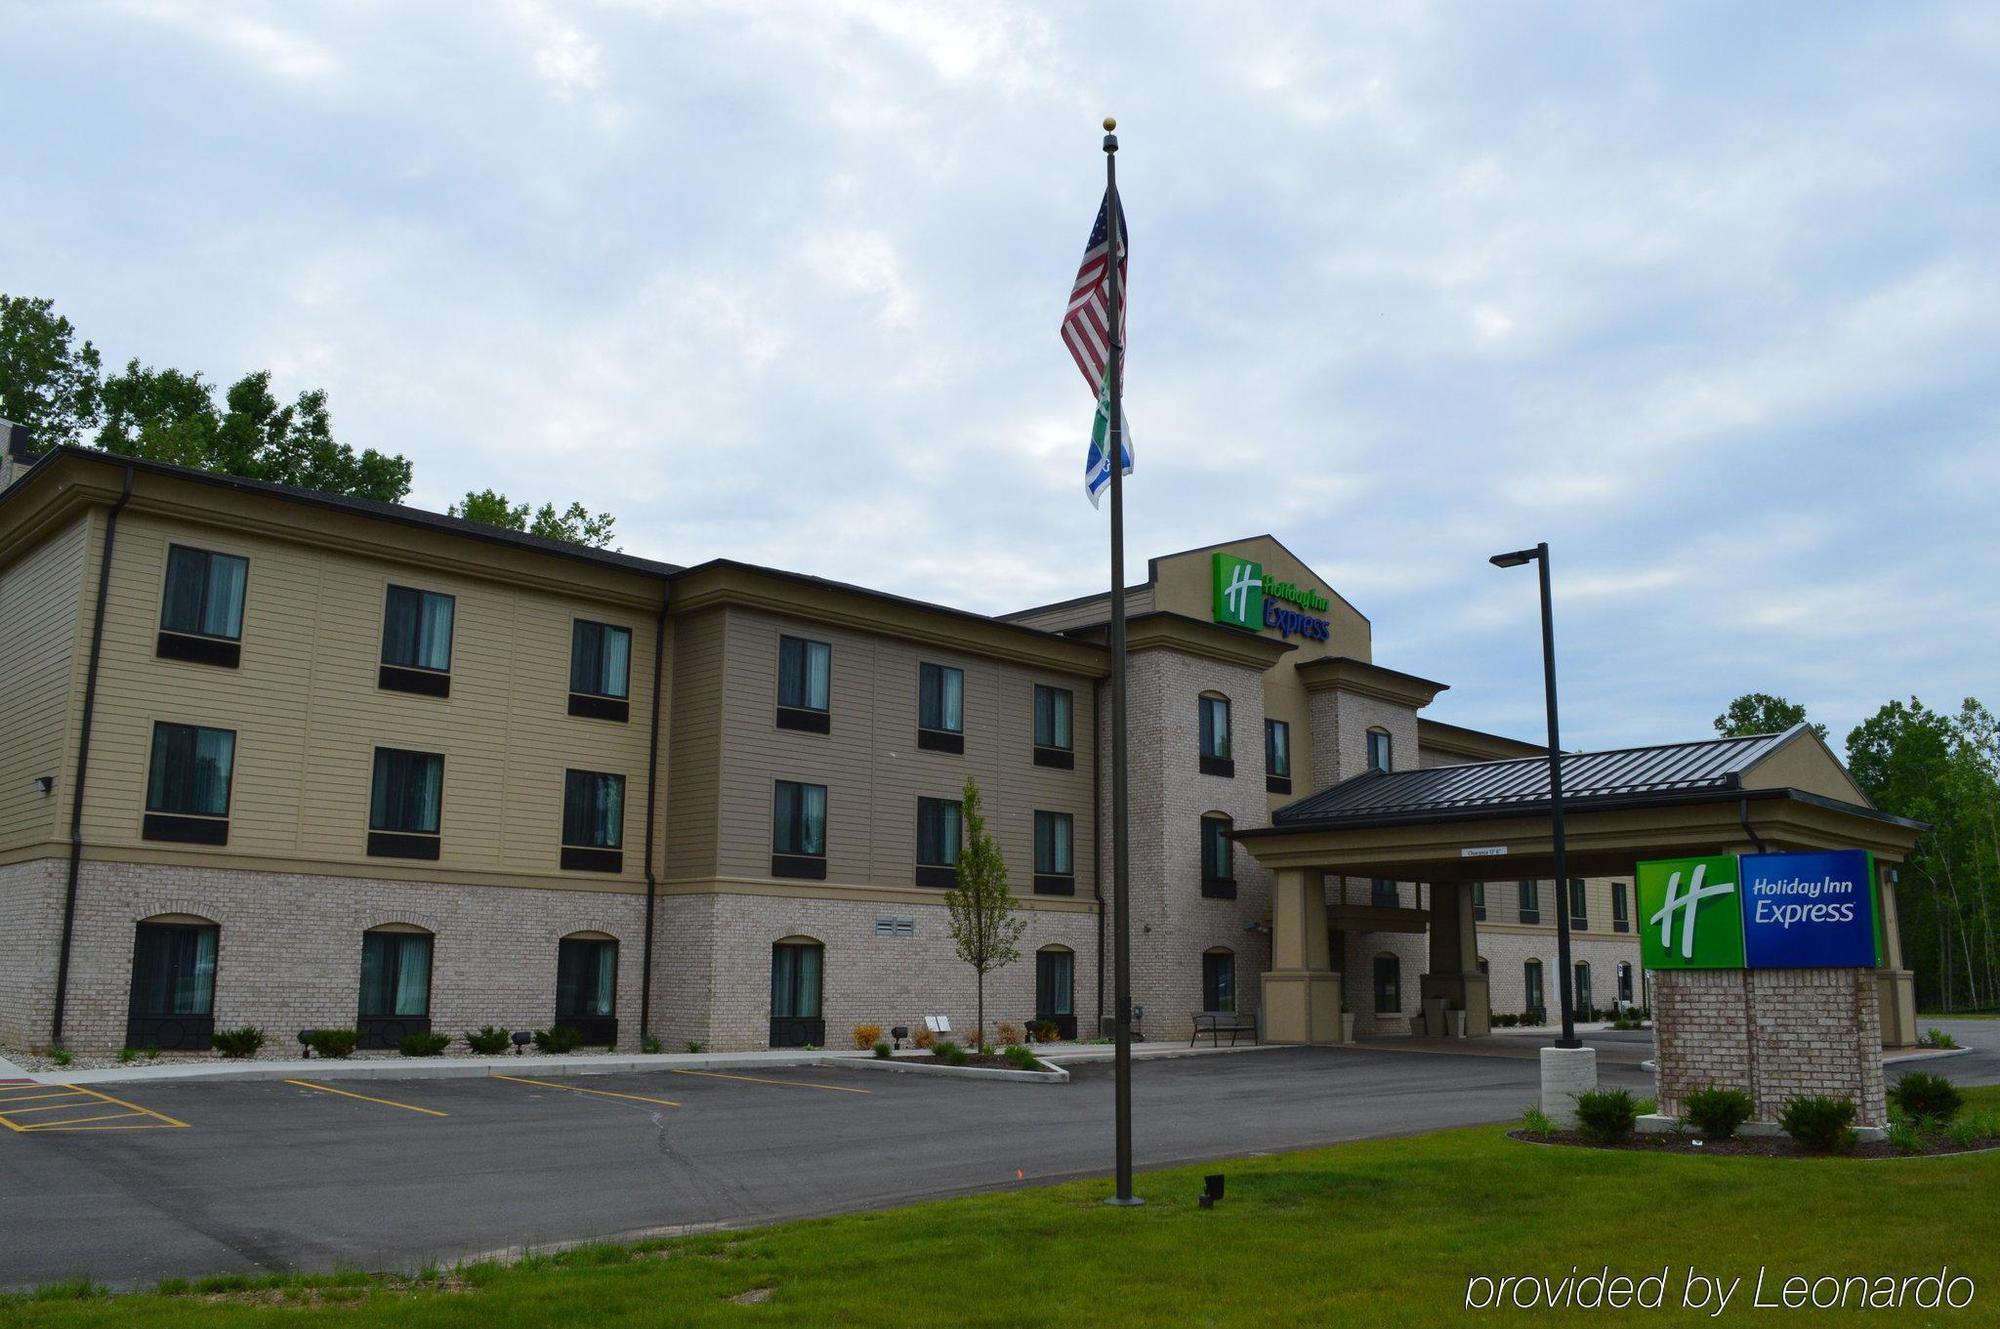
left=1649, top=862, right=1736, bottom=960
left=1223, top=562, right=1262, bottom=620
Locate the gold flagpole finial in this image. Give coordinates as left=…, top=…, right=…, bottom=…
left=1103, top=117, right=1116, bottom=131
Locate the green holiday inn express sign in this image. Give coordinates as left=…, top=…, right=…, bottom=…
left=1211, top=553, right=1331, bottom=641
left=1637, top=850, right=1883, bottom=971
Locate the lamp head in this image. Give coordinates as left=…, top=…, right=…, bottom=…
left=1489, top=547, right=1539, bottom=569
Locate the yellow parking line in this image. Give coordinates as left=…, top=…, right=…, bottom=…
left=61, top=1086, right=190, bottom=1129
left=285, top=1080, right=447, bottom=1118
left=0, top=1084, right=186, bottom=1132
left=2, top=1102, right=120, bottom=1116
left=492, top=1075, right=680, bottom=1108
left=669, top=1068, right=870, bottom=1095
left=0, top=1090, right=90, bottom=1106
left=22, top=1110, right=145, bottom=1130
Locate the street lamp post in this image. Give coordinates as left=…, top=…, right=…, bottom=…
left=1489, top=541, right=1583, bottom=1051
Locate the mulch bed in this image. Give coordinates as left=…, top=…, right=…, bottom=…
left=920, top=1052, right=1052, bottom=1072
left=1509, top=1128, right=2000, bottom=1159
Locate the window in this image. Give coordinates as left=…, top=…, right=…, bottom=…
left=1036, top=948, right=1076, bottom=1038
left=915, top=796, right=962, bottom=887
left=771, top=780, right=827, bottom=879
left=1517, top=880, right=1540, bottom=925
left=1617, top=961, right=1634, bottom=1005
left=1265, top=718, right=1291, bottom=794
left=1574, top=962, right=1593, bottom=1015
left=1200, top=814, right=1235, bottom=898
left=1471, top=881, right=1487, bottom=922
left=918, top=662, right=964, bottom=752
left=1569, top=878, right=1589, bottom=929
left=358, top=927, right=433, bottom=1047
left=1373, top=953, right=1401, bottom=1015
left=158, top=545, right=247, bottom=667
left=1034, top=810, right=1074, bottom=894
left=777, top=635, right=832, bottom=732
left=1524, top=959, right=1545, bottom=1015
left=569, top=620, right=632, bottom=721
left=1202, top=950, right=1236, bottom=1012
left=368, top=748, right=443, bottom=859
left=770, top=939, right=824, bottom=1047
left=1612, top=881, right=1630, bottom=933
left=1371, top=878, right=1398, bottom=908
left=1033, top=684, right=1074, bottom=767
left=556, top=935, right=619, bottom=1045
left=1366, top=728, right=1392, bottom=773
left=561, top=770, right=625, bottom=872
left=379, top=585, right=455, bottom=696
left=143, top=722, right=235, bottom=844
left=1198, top=694, right=1233, bottom=776
left=127, top=919, right=218, bottom=1050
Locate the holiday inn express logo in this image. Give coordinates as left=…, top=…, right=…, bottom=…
left=1637, top=855, right=1745, bottom=969
left=1212, top=553, right=1263, bottom=630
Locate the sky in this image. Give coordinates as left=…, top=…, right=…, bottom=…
left=4, top=1, right=1995, bottom=753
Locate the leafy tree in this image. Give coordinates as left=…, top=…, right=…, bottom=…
left=449, top=488, right=617, bottom=548
left=1714, top=692, right=1826, bottom=741
left=943, top=775, right=1025, bottom=1051
left=0, top=294, right=103, bottom=447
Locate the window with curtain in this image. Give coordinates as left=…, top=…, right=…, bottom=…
left=370, top=749, right=443, bottom=833
left=160, top=546, right=247, bottom=640
left=1373, top=953, right=1401, bottom=1014
left=1200, top=815, right=1234, bottom=895
left=1471, top=881, right=1487, bottom=921
left=1575, top=962, right=1593, bottom=1013
left=1367, top=728, right=1392, bottom=772
left=771, top=942, right=822, bottom=1019
left=919, top=663, right=964, bottom=733
left=570, top=621, right=631, bottom=699
left=1202, top=951, right=1235, bottom=1012
left=556, top=937, right=618, bottom=1018
left=1264, top=719, right=1290, bottom=777
left=146, top=723, right=235, bottom=817
left=1569, top=878, right=1589, bottom=928
left=1518, top=880, right=1541, bottom=925
left=380, top=585, right=455, bottom=672
left=1524, top=960, right=1545, bottom=1013
left=916, top=797, right=962, bottom=866
left=129, top=921, right=218, bottom=1018
left=358, top=930, right=433, bottom=1017
left=1034, top=811, right=1073, bottom=877
left=1198, top=695, right=1230, bottom=760
left=562, top=770, right=625, bottom=849
left=1371, top=878, right=1398, bottom=908
left=1036, top=949, right=1074, bottom=1017
left=772, top=781, right=827, bottom=855
left=1033, top=684, right=1073, bottom=750
left=1612, top=881, right=1630, bottom=932
left=778, top=635, right=832, bottom=711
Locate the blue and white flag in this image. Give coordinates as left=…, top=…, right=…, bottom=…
left=1084, top=371, right=1134, bottom=509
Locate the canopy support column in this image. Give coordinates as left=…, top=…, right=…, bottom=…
left=1262, top=868, right=1344, bottom=1044
left=1420, top=881, right=1490, bottom=1037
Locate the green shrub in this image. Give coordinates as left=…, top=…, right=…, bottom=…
left=464, top=1026, right=512, bottom=1056
left=872, top=1041, right=893, bottom=1059
left=1919, top=1027, right=1959, bottom=1049
left=1520, top=1105, right=1556, bottom=1139
left=641, top=1035, right=663, bottom=1055
left=116, top=1047, right=139, bottom=1064
left=211, top=1027, right=265, bottom=1059
left=1002, top=1045, right=1040, bottom=1071
left=49, top=1044, right=74, bottom=1068
left=533, top=1026, right=582, bottom=1055
left=1573, top=1088, right=1639, bottom=1144
left=1966, top=1109, right=2000, bottom=1141
left=685, top=1041, right=705, bottom=1054
left=1493, top=1013, right=1516, bottom=1027
left=1891, top=1071, right=1963, bottom=1123
left=932, top=1040, right=968, bottom=1066
left=399, top=1031, right=451, bottom=1057
left=306, top=1029, right=358, bottom=1059
left=931, top=1039, right=959, bottom=1059
left=1887, top=1119, right=1924, bottom=1153
left=1682, top=1086, right=1753, bottom=1139
left=1779, top=1095, right=1857, bottom=1153
left=1946, top=1118, right=1979, bottom=1149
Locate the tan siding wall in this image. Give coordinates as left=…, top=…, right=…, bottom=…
left=664, top=610, right=726, bottom=879
left=0, top=514, right=89, bottom=851
left=707, top=607, right=1099, bottom=900
left=77, top=512, right=660, bottom=887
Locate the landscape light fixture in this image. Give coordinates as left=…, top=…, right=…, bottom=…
left=512, top=1030, right=533, bottom=1055
left=1199, top=1174, right=1226, bottom=1209
left=297, top=1029, right=317, bottom=1058
left=1487, top=540, right=1583, bottom=1050
left=890, top=1025, right=909, bottom=1050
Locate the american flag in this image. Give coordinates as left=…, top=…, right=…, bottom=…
left=1060, top=189, right=1129, bottom=394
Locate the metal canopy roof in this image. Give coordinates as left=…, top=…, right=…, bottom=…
left=1273, top=727, right=1811, bottom=827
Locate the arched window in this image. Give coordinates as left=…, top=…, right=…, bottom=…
left=128, top=914, right=219, bottom=1050
left=1523, top=959, right=1545, bottom=1017
left=557, top=931, right=619, bottom=1047
left=1373, top=952, right=1401, bottom=1014
left=1477, top=955, right=1490, bottom=976
left=770, top=937, right=825, bottom=1048
left=1366, top=728, right=1392, bottom=773
left=1036, top=946, right=1076, bottom=1039
left=1617, top=961, right=1634, bottom=1006
left=1200, top=813, right=1235, bottom=898
left=1574, top=961, right=1593, bottom=1016
left=1198, top=692, right=1232, bottom=775
left=358, top=925, right=434, bottom=1048
left=1202, top=948, right=1236, bottom=1013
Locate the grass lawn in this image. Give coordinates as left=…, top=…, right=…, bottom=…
left=9, top=1087, right=2000, bottom=1328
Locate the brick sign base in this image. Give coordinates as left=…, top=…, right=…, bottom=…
left=1653, top=968, right=1887, bottom=1126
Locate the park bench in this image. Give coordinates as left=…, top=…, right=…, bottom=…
left=1189, top=1010, right=1257, bottom=1047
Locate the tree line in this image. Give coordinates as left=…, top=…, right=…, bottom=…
left=0, top=294, right=616, bottom=547
left=1717, top=692, right=2000, bottom=1011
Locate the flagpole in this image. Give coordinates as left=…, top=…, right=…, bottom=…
left=1101, top=115, right=1141, bottom=1208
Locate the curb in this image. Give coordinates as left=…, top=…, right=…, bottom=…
left=826, top=1055, right=1068, bottom=1084
left=1883, top=1046, right=1974, bottom=1066
left=15, top=1049, right=884, bottom=1088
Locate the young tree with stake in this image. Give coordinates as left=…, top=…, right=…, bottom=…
left=944, top=775, right=1025, bottom=1051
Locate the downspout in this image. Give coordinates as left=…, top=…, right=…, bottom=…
left=52, top=465, right=134, bottom=1046
left=638, top=592, right=668, bottom=1047
left=1736, top=795, right=1767, bottom=854
left=1093, top=677, right=1106, bottom=1036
